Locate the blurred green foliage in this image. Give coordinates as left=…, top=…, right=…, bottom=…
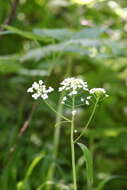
left=0, top=0, right=127, bottom=190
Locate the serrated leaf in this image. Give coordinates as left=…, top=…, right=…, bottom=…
left=77, top=143, right=93, bottom=186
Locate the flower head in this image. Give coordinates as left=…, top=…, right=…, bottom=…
left=59, top=77, right=89, bottom=105
left=27, top=80, right=54, bottom=100
left=90, top=88, right=108, bottom=98
left=59, top=77, right=88, bottom=93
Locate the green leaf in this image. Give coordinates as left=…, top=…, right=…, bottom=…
left=25, top=153, right=44, bottom=179
left=19, top=69, right=49, bottom=77
left=0, top=54, right=20, bottom=62
left=71, top=27, right=106, bottom=39
left=3, top=25, right=52, bottom=42
left=0, top=31, right=13, bottom=36
left=33, top=28, right=73, bottom=41
left=17, top=181, right=31, bottom=190
left=21, top=41, right=92, bottom=61
left=0, top=62, right=22, bottom=74
left=77, top=143, right=93, bottom=186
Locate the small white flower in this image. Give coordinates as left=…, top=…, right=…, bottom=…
left=87, top=96, right=92, bottom=100
left=27, top=80, right=54, bottom=100
left=27, top=87, right=33, bottom=93
left=69, top=90, right=78, bottom=96
left=39, top=80, right=43, bottom=85
left=61, top=96, right=67, bottom=104
left=72, top=110, right=77, bottom=116
left=47, top=87, right=54, bottom=93
left=32, top=82, right=39, bottom=90
left=41, top=94, right=48, bottom=99
left=58, top=87, right=64, bottom=92
left=32, top=93, right=40, bottom=100
left=63, top=96, right=67, bottom=101
left=69, top=92, right=73, bottom=96
left=81, top=98, right=84, bottom=102
left=72, top=90, right=78, bottom=95
left=85, top=100, right=89, bottom=105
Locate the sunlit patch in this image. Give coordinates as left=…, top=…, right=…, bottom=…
left=71, top=0, right=95, bottom=5
left=35, top=0, right=45, bottom=6
left=104, top=129, right=118, bottom=137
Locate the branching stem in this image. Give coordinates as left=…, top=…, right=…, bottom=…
left=74, top=97, right=99, bottom=143
left=45, top=101, right=71, bottom=122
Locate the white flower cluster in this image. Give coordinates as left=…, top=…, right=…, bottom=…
left=27, top=80, right=54, bottom=100
left=27, top=79, right=109, bottom=108
left=90, top=88, right=109, bottom=97
left=59, top=77, right=88, bottom=94
left=59, top=77, right=89, bottom=104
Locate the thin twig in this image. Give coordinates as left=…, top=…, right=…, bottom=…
left=10, top=102, right=37, bottom=154
left=18, top=102, right=36, bottom=138
left=0, top=0, right=20, bottom=31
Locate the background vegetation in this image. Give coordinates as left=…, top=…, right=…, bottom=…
left=0, top=0, right=127, bottom=189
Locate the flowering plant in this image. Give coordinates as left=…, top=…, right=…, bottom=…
left=27, top=77, right=108, bottom=190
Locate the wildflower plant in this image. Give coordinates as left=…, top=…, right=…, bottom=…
left=27, top=77, right=109, bottom=190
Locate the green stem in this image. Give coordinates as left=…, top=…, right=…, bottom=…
left=71, top=96, right=77, bottom=190
left=45, top=101, right=71, bottom=122
left=45, top=59, right=72, bottom=190
left=46, top=96, right=64, bottom=190
left=74, top=98, right=99, bottom=143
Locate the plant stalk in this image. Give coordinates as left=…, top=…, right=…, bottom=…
left=46, top=59, right=72, bottom=190
left=71, top=96, right=77, bottom=190
left=74, top=98, right=99, bottom=143
left=46, top=96, right=64, bottom=190
left=45, top=101, right=70, bottom=122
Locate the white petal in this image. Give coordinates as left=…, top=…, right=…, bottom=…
left=81, top=98, right=84, bottom=102
left=32, top=82, right=39, bottom=90
left=87, top=96, right=92, bottom=99
left=72, top=110, right=77, bottom=116
left=39, top=80, right=43, bottom=85
left=85, top=100, right=89, bottom=105
left=32, top=93, right=39, bottom=99
left=27, top=87, right=33, bottom=93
